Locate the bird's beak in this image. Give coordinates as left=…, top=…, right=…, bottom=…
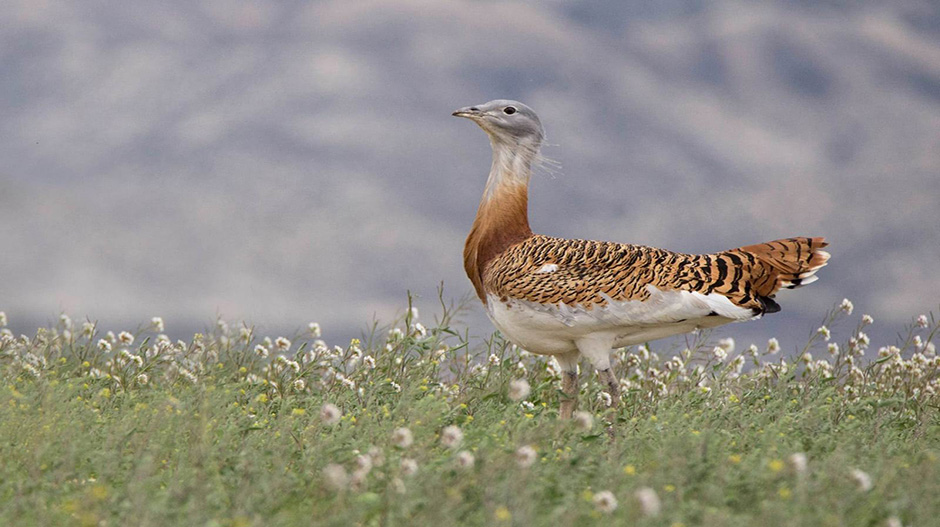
left=452, top=106, right=483, bottom=119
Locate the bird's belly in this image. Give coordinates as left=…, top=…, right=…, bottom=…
left=486, top=292, right=740, bottom=354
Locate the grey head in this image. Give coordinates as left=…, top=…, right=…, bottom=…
left=452, top=99, right=544, bottom=148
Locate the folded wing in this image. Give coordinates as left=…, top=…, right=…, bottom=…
left=483, top=235, right=829, bottom=324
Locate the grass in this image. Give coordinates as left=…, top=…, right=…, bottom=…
left=0, top=299, right=938, bottom=527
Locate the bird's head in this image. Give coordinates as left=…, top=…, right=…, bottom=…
left=453, top=99, right=544, bottom=149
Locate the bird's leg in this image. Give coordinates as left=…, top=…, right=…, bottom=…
left=598, top=368, right=620, bottom=409
left=560, top=371, right=578, bottom=419
left=556, top=351, right=580, bottom=419
left=575, top=336, right=619, bottom=437
left=575, top=336, right=618, bottom=408
left=596, top=369, right=621, bottom=439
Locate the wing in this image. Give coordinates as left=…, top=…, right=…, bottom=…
left=482, top=235, right=829, bottom=322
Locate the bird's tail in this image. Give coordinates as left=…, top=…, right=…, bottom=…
left=732, top=237, right=830, bottom=298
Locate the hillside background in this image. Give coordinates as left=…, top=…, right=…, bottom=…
left=2, top=0, right=939, bottom=351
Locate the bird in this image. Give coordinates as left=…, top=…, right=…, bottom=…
left=453, top=99, right=830, bottom=419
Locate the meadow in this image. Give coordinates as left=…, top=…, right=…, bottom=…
left=0, top=298, right=938, bottom=527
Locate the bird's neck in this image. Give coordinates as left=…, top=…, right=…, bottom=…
left=464, top=139, right=536, bottom=302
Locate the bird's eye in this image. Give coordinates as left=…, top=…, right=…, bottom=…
left=503, top=106, right=517, bottom=115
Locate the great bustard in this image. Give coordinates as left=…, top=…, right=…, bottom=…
left=454, top=100, right=829, bottom=419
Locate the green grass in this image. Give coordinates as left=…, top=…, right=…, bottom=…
left=0, top=301, right=938, bottom=527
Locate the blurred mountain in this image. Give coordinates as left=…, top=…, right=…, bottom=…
left=1, top=0, right=938, bottom=351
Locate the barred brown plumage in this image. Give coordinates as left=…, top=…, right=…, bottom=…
left=479, top=235, right=828, bottom=316
left=454, top=99, right=830, bottom=421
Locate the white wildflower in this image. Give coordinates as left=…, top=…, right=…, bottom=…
left=767, top=338, right=780, bottom=354
left=308, top=322, right=321, bottom=337
left=858, top=332, right=870, bottom=347
left=746, top=344, right=759, bottom=357
left=788, top=452, right=808, bottom=474
left=828, top=343, right=840, bottom=356
left=851, top=468, right=873, bottom=492
left=408, top=306, right=419, bottom=320
left=239, top=326, right=252, bottom=342
left=363, top=355, right=376, bottom=369
left=151, top=317, right=165, bottom=332
left=712, top=346, right=728, bottom=363
left=391, top=477, right=406, bottom=494
left=862, top=314, right=874, bottom=325
left=392, top=427, right=413, bottom=449
left=879, top=346, right=899, bottom=359
left=323, top=464, right=348, bottom=491
left=97, top=339, right=112, bottom=352
left=597, top=391, right=612, bottom=407
left=488, top=353, right=501, bottom=366
left=81, top=322, right=95, bottom=338
left=840, top=298, right=854, bottom=315
left=717, top=337, right=735, bottom=354
left=179, top=368, right=197, bottom=384
left=136, top=373, right=149, bottom=386
left=593, top=490, right=618, bottom=514
left=515, top=445, right=537, bottom=468
left=349, top=468, right=368, bottom=491
left=349, top=338, right=362, bottom=356
left=885, top=516, right=903, bottom=527
left=635, top=487, right=661, bottom=517
left=917, top=314, right=929, bottom=328
left=389, top=381, right=401, bottom=393
left=400, top=458, right=418, bottom=476
left=572, top=411, right=593, bottom=432
left=0, top=311, right=6, bottom=327
left=455, top=450, right=475, bottom=470
left=293, top=378, right=306, bottom=391
left=440, top=425, right=463, bottom=449
left=817, top=326, right=831, bottom=341
left=729, top=355, right=745, bottom=375
left=508, top=378, right=530, bottom=401
left=411, top=322, right=427, bottom=337
left=355, top=454, right=373, bottom=475
left=319, top=403, right=342, bottom=425
left=388, top=327, right=404, bottom=342
left=59, top=313, right=72, bottom=330
left=254, top=345, right=269, bottom=358
left=367, top=446, right=385, bottom=467
left=118, top=331, right=134, bottom=346
left=106, top=331, right=116, bottom=343
left=22, top=362, right=40, bottom=378
left=275, top=337, right=291, bottom=352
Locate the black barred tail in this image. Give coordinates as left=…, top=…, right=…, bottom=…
left=734, top=237, right=830, bottom=299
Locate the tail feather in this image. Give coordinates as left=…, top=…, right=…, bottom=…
left=734, top=237, right=829, bottom=298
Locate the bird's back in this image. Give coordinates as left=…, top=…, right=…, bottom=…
left=483, top=234, right=829, bottom=319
